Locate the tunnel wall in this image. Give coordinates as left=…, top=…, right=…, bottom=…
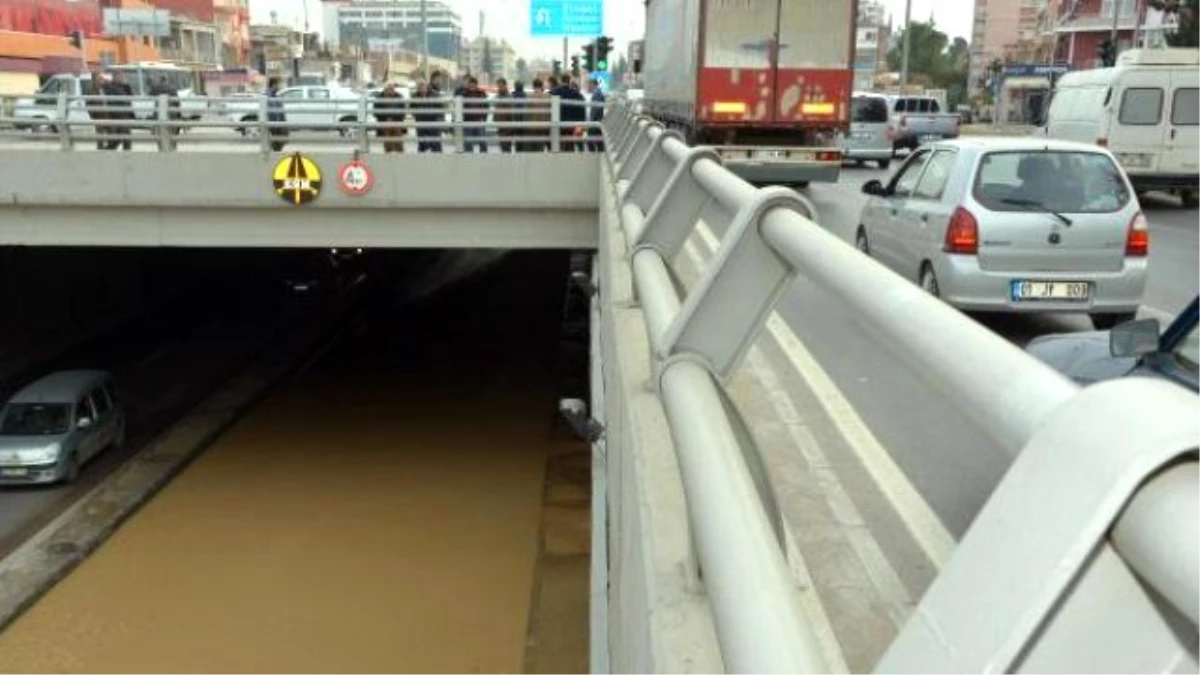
left=0, top=247, right=221, bottom=385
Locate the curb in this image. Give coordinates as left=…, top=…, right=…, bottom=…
left=0, top=288, right=365, bottom=634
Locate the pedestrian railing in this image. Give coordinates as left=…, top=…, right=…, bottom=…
left=600, top=102, right=1198, bottom=672
left=0, top=93, right=604, bottom=153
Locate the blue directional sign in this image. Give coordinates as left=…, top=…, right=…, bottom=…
left=530, top=0, right=603, bottom=38
left=589, top=71, right=610, bottom=90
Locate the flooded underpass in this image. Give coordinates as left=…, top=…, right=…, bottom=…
left=0, top=250, right=592, bottom=673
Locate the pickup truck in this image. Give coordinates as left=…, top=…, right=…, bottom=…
left=887, top=95, right=960, bottom=152
left=223, top=85, right=365, bottom=137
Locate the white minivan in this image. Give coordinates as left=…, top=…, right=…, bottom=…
left=1043, top=48, right=1198, bottom=207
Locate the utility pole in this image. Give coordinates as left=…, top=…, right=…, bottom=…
left=1110, top=0, right=1122, bottom=48
left=420, top=0, right=430, bottom=80
left=1131, top=0, right=1142, bottom=49
left=562, top=37, right=568, bottom=75
left=899, top=0, right=913, bottom=93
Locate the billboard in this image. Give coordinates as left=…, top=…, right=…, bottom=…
left=0, top=0, right=102, bottom=36
left=103, top=8, right=171, bottom=38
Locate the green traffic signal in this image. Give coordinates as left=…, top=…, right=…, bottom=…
left=596, top=59, right=608, bottom=71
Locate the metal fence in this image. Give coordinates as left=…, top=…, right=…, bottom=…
left=0, top=93, right=604, bottom=153
left=601, top=103, right=1198, bottom=672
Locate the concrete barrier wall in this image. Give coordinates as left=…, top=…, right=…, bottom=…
left=0, top=152, right=600, bottom=249
left=597, top=165, right=723, bottom=673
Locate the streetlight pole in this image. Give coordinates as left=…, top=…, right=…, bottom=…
left=1110, top=0, right=1122, bottom=47
left=899, top=0, right=913, bottom=93
left=421, top=0, right=430, bottom=80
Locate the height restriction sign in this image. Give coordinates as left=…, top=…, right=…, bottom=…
left=338, top=160, right=375, bottom=196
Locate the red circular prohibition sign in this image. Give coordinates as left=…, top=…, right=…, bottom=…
left=338, top=160, right=376, bottom=195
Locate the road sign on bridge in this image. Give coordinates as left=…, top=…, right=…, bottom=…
left=530, top=0, right=603, bottom=37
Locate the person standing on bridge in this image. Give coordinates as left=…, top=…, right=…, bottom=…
left=99, top=72, right=135, bottom=152
left=265, top=77, right=288, bottom=152
left=86, top=71, right=111, bottom=151
left=412, top=71, right=444, bottom=153
left=527, top=79, right=551, bottom=153
left=493, top=78, right=518, bottom=154
left=456, top=76, right=489, bottom=154
left=586, top=77, right=606, bottom=153
left=374, top=82, right=407, bottom=153
left=550, top=75, right=586, bottom=152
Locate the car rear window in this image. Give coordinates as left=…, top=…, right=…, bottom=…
left=973, top=150, right=1131, bottom=214
left=852, top=96, right=888, bottom=123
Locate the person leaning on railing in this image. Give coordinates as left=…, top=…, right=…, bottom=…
left=265, top=77, right=287, bottom=152
left=528, top=78, right=552, bottom=153
left=493, top=77, right=519, bottom=154
left=412, top=71, right=444, bottom=154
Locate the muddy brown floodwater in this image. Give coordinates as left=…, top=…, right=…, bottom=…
left=0, top=251, right=590, bottom=673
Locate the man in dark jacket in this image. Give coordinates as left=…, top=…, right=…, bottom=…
left=412, top=70, right=444, bottom=153
left=586, top=77, right=606, bottom=152
left=86, top=71, right=110, bottom=150
left=96, top=72, right=135, bottom=151
left=455, top=75, right=488, bottom=154
left=550, top=75, right=586, bottom=151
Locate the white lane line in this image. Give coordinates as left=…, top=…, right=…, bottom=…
left=692, top=223, right=955, bottom=569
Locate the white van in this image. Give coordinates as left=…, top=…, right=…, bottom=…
left=1043, top=48, right=1198, bottom=207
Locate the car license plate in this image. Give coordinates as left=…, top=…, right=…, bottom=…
left=755, top=149, right=785, bottom=160
left=1011, top=280, right=1091, bottom=302
left=1, top=468, right=28, bottom=477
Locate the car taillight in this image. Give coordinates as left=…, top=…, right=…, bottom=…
left=944, top=207, right=979, bottom=254
left=817, top=150, right=840, bottom=162
left=1126, top=211, right=1149, bottom=256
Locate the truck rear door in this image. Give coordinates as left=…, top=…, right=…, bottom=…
left=699, top=0, right=852, bottom=127
left=775, top=0, right=852, bottom=127
left=699, top=0, right=780, bottom=124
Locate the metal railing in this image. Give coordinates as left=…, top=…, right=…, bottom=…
left=0, top=92, right=605, bottom=153
left=600, top=103, right=1199, bottom=672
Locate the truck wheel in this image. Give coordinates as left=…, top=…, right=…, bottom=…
left=1180, top=189, right=1198, bottom=209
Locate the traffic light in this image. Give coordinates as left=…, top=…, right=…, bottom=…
left=552, top=59, right=562, bottom=76
left=595, top=36, right=612, bottom=71
left=1098, top=38, right=1117, bottom=67
left=67, top=29, right=83, bottom=49
left=583, top=42, right=596, bottom=72
left=570, top=55, right=580, bottom=76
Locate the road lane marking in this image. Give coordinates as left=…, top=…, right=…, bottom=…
left=691, top=223, right=955, bottom=569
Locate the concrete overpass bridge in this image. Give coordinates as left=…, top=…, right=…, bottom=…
left=0, top=98, right=1194, bottom=674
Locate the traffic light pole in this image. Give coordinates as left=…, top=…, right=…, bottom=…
left=562, top=37, right=568, bottom=74
left=1110, top=0, right=1121, bottom=48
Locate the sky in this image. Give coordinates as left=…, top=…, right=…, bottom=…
left=250, top=0, right=974, bottom=61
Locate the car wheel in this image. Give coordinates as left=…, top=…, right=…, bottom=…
left=338, top=116, right=359, bottom=138
left=1090, top=312, right=1137, bottom=330
left=877, top=159, right=891, bottom=170
left=240, top=115, right=260, bottom=137
left=62, top=452, right=80, bottom=484
left=856, top=229, right=870, bottom=256
left=1180, top=189, right=1198, bottom=209
left=920, top=264, right=940, bottom=298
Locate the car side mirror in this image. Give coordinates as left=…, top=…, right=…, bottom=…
left=1110, top=318, right=1160, bottom=358
left=862, top=179, right=886, bottom=196
left=77, top=417, right=93, bottom=430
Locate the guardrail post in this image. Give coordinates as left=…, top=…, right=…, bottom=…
left=614, top=117, right=650, bottom=171
left=658, top=187, right=814, bottom=377
left=550, top=95, right=562, bottom=152
left=357, top=95, right=371, bottom=154
left=620, top=128, right=685, bottom=213
left=56, top=91, right=72, bottom=151
left=258, top=96, right=272, bottom=154
left=612, top=112, right=639, bottom=160
left=616, top=121, right=663, bottom=183
left=632, top=146, right=723, bottom=252
left=155, top=94, right=172, bottom=152
left=452, top=96, right=465, bottom=153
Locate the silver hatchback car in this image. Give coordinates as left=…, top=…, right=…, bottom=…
left=856, top=138, right=1148, bottom=329
left=0, top=370, right=126, bottom=485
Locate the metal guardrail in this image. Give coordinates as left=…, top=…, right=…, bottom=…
left=0, top=93, right=604, bottom=153
left=600, top=104, right=1199, bottom=672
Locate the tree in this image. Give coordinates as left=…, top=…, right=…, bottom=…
left=888, top=20, right=971, bottom=107
left=1148, top=0, right=1199, bottom=47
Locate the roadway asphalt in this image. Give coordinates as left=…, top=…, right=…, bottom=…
left=775, top=164, right=1198, bottom=535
